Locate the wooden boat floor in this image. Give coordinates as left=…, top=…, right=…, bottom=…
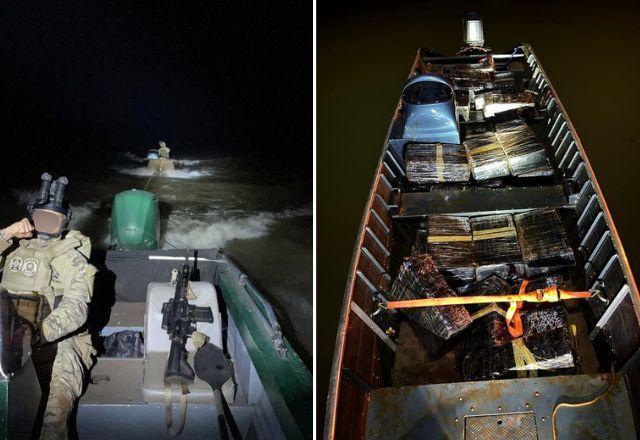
left=396, top=185, right=568, bottom=218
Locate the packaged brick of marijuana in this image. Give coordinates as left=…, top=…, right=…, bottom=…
left=427, top=215, right=476, bottom=291
left=463, top=132, right=510, bottom=181
left=495, top=121, right=548, bottom=176
left=390, top=254, right=472, bottom=345
left=471, top=214, right=524, bottom=281
left=456, top=276, right=512, bottom=368
left=405, top=143, right=471, bottom=184
left=514, top=209, right=576, bottom=276
left=462, top=328, right=578, bottom=381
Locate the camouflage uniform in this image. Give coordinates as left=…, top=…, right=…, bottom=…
left=0, top=230, right=96, bottom=440
left=158, top=146, right=170, bottom=158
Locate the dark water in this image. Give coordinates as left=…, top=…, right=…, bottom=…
left=318, top=0, right=640, bottom=432
left=0, top=154, right=313, bottom=366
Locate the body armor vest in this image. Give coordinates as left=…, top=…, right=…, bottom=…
left=0, top=231, right=91, bottom=326
left=2, top=240, right=55, bottom=294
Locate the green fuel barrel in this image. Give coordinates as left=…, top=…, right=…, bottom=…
left=110, top=189, right=160, bottom=250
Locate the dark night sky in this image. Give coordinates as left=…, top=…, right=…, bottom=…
left=0, top=1, right=311, bottom=180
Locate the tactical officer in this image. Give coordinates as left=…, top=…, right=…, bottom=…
left=158, top=140, right=171, bottom=158
left=0, top=173, right=96, bottom=440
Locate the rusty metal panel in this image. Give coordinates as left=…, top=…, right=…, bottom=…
left=465, top=412, right=537, bottom=440
left=365, top=375, right=635, bottom=439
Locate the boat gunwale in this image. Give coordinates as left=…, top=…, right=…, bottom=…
left=323, top=43, right=640, bottom=439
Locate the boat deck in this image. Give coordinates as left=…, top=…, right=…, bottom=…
left=365, top=375, right=636, bottom=439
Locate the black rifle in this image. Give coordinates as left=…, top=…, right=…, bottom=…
left=161, top=264, right=214, bottom=383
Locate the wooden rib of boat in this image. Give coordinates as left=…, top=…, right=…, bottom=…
left=325, top=15, right=640, bottom=440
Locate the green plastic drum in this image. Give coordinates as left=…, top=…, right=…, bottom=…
left=110, top=190, right=160, bottom=250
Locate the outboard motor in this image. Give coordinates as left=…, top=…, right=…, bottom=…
left=401, top=74, right=460, bottom=144
left=462, top=11, right=484, bottom=47
left=110, top=189, right=160, bottom=250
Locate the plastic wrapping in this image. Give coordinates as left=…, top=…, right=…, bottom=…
left=427, top=215, right=476, bottom=289
left=391, top=254, right=472, bottom=344
left=515, top=209, right=576, bottom=276
left=471, top=214, right=524, bottom=281
left=495, top=121, right=548, bottom=176
left=462, top=329, right=577, bottom=381
left=522, top=304, right=568, bottom=340
left=496, top=121, right=547, bottom=173
left=456, top=276, right=511, bottom=368
left=405, top=143, right=470, bottom=184
left=475, top=92, right=534, bottom=118
left=445, top=62, right=494, bottom=90
left=464, top=133, right=510, bottom=181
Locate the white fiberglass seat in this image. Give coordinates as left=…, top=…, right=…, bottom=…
left=142, top=281, right=233, bottom=403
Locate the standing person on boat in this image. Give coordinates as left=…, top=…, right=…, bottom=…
left=158, top=140, right=171, bottom=158
left=0, top=173, right=96, bottom=440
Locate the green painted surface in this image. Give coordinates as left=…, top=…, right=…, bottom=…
left=110, top=190, right=160, bottom=250
left=0, top=381, right=7, bottom=440
left=218, top=269, right=312, bottom=440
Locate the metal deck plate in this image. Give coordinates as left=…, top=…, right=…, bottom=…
left=365, top=374, right=636, bottom=439
left=465, top=412, right=537, bottom=440
left=397, top=185, right=567, bottom=218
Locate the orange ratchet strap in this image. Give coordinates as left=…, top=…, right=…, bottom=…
left=385, top=280, right=593, bottom=338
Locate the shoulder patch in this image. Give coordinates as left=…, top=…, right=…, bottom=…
left=22, top=258, right=38, bottom=277
left=9, top=257, right=23, bottom=272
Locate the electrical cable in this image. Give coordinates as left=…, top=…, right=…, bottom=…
left=551, top=364, right=616, bottom=440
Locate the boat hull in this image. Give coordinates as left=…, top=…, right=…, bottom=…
left=324, top=44, right=640, bottom=439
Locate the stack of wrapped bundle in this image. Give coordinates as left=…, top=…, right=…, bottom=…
left=471, top=214, right=524, bottom=281
left=515, top=209, right=576, bottom=276
left=456, top=274, right=575, bottom=380
left=445, top=61, right=495, bottom=90
left=391, top=254, right=472, bottom=358
left=495, top=121, right=548, bottom=176
left=405, top=143, right=471, bottom=184
left=456, top=276, right=512, bottom=369
left=461, top=327, right=578, bottom=381
left=464, top=133, right=510, bottom=181
left=427, top=215, right=476, bottom=291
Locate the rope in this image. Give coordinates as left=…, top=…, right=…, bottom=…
left=551, top=364, right=616, bottom=440
left=143, top=173, right=156, bottom=191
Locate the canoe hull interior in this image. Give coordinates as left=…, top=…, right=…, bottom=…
left=325, top=44, right=640, bottom=439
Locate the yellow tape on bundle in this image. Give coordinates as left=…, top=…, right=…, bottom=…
left=470, top=303, right=507, bottom=321
left=435, top=143, right=445, bottom=182
left=472, top=226, right=517, bottom=241
left=512, top=338, right=538, bottom=378
left=469, top=143, right=503, bottom=156
left=427, top=235, right=472, bottom=243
